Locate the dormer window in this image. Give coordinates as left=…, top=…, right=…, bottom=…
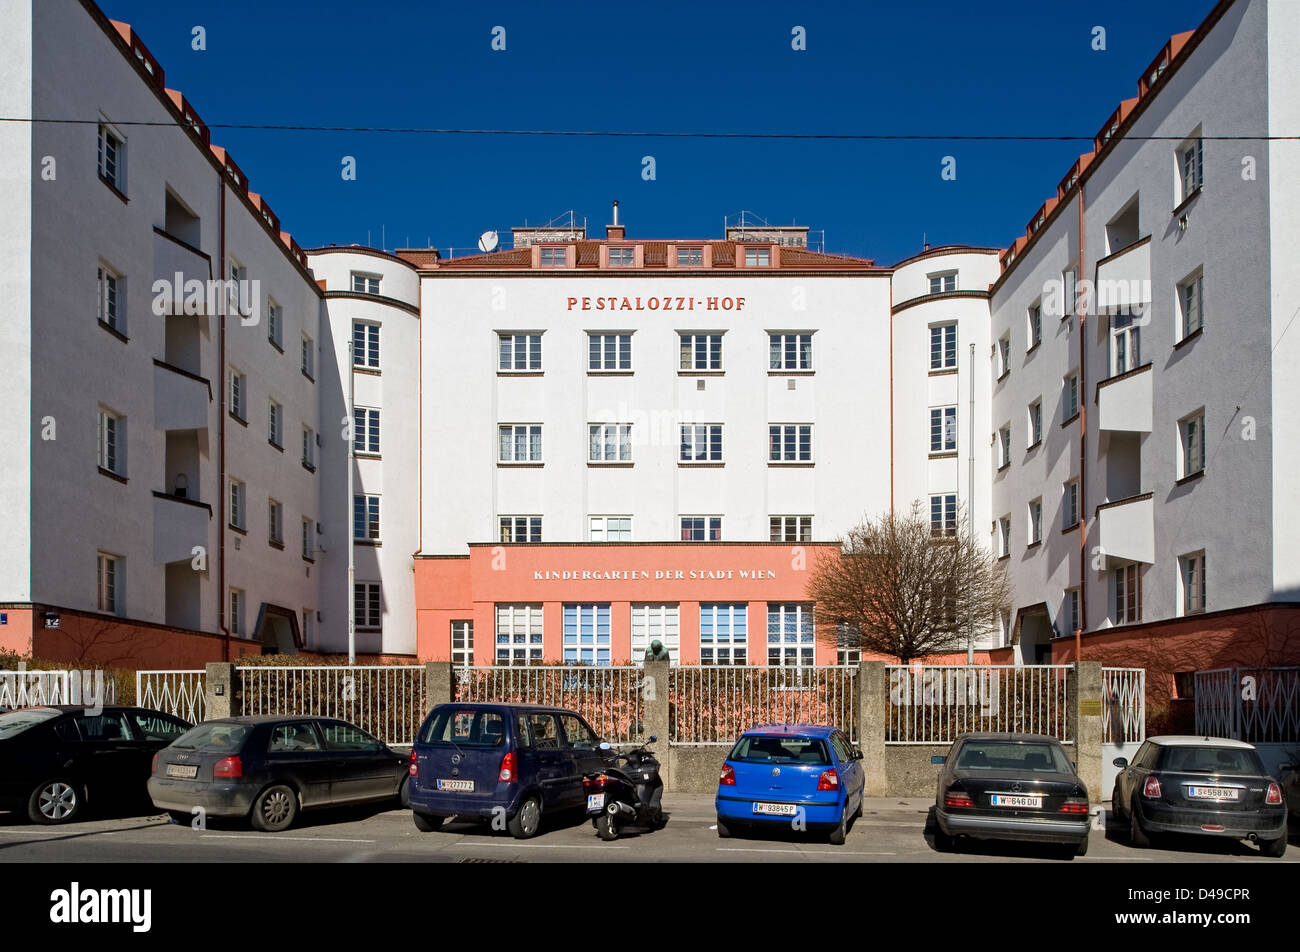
left=540, top=246, right=567, bottom=268
left=608, top=247, right=634, bottom=267
left=744, top=248, right=771, bottom=267
left=675, top=247, right=703, bottom=267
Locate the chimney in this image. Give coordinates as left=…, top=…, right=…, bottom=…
left=606, top=200, right=625, bottom=240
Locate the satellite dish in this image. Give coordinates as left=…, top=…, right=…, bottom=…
left=478, top=230, right=499, bottom=253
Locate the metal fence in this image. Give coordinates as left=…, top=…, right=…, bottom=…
left=238, top=666, right=427, bottom=747
left=137, top=670, right=206, bottom=723
left=885, top=665, right=1073, bottom=745
left=1195, top=666, right=1300, bottom=744
left=670, top=666, right=858, bottom=746
left=0, top=668, right=117, bottom=708
left=1101, top=667, right=1146, bottom=745
left=454, top=666, right=645, bottom=745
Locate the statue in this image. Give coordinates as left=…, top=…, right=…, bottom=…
left=644, top=639, right=671, bottom=662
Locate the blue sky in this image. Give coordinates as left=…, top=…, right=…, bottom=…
left=106, top=0, right=1217, bottom=263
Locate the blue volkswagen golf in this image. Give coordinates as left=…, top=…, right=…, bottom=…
left=715, top=724, right=866, bottom=845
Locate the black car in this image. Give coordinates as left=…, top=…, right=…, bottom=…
left=931, top=732, right=1091, bottom=857
left=0, top=706, right=193, bottom=824
left=1111, top=735, right=1288, bottom=857
left=148, top=716, right=408, bottom=832
left=1282, top=761, right=1300, bottom=832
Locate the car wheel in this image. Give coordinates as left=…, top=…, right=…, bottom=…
left=27, top=779, right=81, bottom=825
left=507, top=795, right=542, bottom=839
left=1128, top=798, right=1151, bottom=848
left=250, top=784, right=298, bottom=833
left=828, top=806, right=848, bottom=846
left=1260, top=835, right=1287, bottom=858
left=716, top=818, right=732, bottom=839
left=595, top=812, right=620, bottom=841
left=412, top=811, right=443, bottom=832
left=398, top=776, right=410, bottom=809
left=1075, top=834, right=1090, bottom=857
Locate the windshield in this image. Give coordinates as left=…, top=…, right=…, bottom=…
left=728, top=735, right=830, bottom=766
left=171, top=721, right=251, bottom=752
left=420, top=707, right=506, bottom=747
left=955, top=741, right=1074, bottom=773
left=0, top=708, right=61, bottom=740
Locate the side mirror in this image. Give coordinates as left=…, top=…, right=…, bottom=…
left=930, top=755, right=946, bottom=765
left=599, top=742, right=612, bottom=751
left=853, top=747, right=864, bottom=760
left=648, top=736, right=657, bottom=744
left=1112, top=757, right=1129, bottom=768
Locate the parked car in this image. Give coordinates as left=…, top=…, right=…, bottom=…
left=1111, top=735, right=1288, bottom=857
left=1282, top=761, right=1300, bottom=832
left=148, top=716, right=408, bottom=832
left=715, top=724, right=865, bottom=845
left=409, top=703, right=607, bottom=839
left=931, top=732, right=1091, bottom=857
left=0, top=705, right=192, bottom=824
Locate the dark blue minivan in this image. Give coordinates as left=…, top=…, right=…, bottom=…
left=408, top=703, right=607, bottom=838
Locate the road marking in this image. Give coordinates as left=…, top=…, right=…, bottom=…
left=447, top=841, right=629, bottom=849
left=716, top=847, right=896, bottom=855
left=0, top=828, right=120, bottom=836
left=200, top=834, right=375, bottom=843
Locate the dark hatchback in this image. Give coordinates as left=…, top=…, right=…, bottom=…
left=148, top=716, right=408, bottom=832
left=0, top=706, right=192, bottom=824
left=1112, top=736, right=1287, bottom=857
left=932, top=732, right=1091, bottom=857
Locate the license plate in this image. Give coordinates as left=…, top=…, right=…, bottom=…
left=436, top=779, right=474, bottom=792
left=165, top=764, right=197, bottom=779
left=587, top=794, right=605, bottom=811
left=1188, top=786, right=1238, bottom=801
left=990, top=794, right=1042, bottom=808
left=752, top=802, right=799, bottom=816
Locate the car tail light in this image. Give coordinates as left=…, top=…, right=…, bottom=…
left=944, top=789, right=974, bottom=809
left=1265, top=782, right=1283, bottom=806
left=1059, top=799, right=1090, bottom=814
left=409, top=748, right=418, bottom=779
left=151, top=753, right=159, bottom=774
left=1142, top=775, right=1162, bottom=799
left=213, top=756, right=242, bottom=779
left=719, top=764, right=736, bottom=786
left=498, top=751, right=516, bottom=782
left=817, top=769, right=840, bottom=791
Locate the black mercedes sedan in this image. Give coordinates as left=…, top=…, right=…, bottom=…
left=148, top=716, right=409, bottom=832
left=1111, top=735, right=1287, bottom=857
left=931, top=732, right=1092, bottom=857
left=0, top=706, right=193, bottom=823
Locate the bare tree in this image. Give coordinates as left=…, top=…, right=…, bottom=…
left=807, top=501, right=1013, bottom=664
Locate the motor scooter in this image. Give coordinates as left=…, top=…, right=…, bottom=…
left=581, top=737, right=665, bottom=841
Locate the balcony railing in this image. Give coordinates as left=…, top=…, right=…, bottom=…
left=153, top=227, right=212, bottom=316
left=1096, top=362, right=1153, bottom=432
left=1095, top=492, right=1154, bottom=564
left=1095, top=235, right=1151, bottom=313
left=153, top=359, right=211, bottom=432
left=152, top=491, right=212, bottom=564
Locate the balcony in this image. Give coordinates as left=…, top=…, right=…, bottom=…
left=1096, top=363, right=1153, bottom=432
left=154, top=359, right=211, bottom=432
left=1096, top=492, right=1154, bottom=565
left=153, top=227, right=212, bottom=316
left=1095, top=236, right=1151, bottom=312
left=153, top=491, right=211, bottom=564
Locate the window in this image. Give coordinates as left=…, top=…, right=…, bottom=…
left=769, top=333, right=813, bottom=371
left=351, top=272, right=381, bottom=295
left=767, top=603, right=814, bottom=668
left=1063, top=373, right=1080, bottom=421
left=928, top=272, right=957, bottom=294
left=745, top=248, right=771, bottom=267
left=267, top=300, right=283, bottom=349
left=931, top=408, right=957, bottom=454
left=498, top=332, right=542, bottom=371
left=355, top=582, right=382, bottom=630
left=674, top=247, right=703, bottom=267
left=229, top=588, right=244, bottom=637
left=588, top=333, right=631, bottom=371
left=499, top=516, right=541, bottom=543
left=1023, top=499, right=1041, bottom=547
left=229, top=369, right=246, bottom=421
left=1063, top=480, right=1080, bottom=528
left=770, top=516, right=813, bottom=542
left=302, top=517, right=314, bottom=559
left=352, top=322, right=380, bottom=369
left=563, top=604, right=611, bottom=665
left=699, top=603, right=747, bottom=664
left=681, top=516, right=722, bottom=541
left=354, top=494, right=380, bottom=541
left=1178, top=273, right=1203, bottom=339
left=930, top=494, right=957, bottom=537
left=998, top=516, right=1011, bottom=558
left=268, top=499, right=283, bottom=546
left=97, top=124, right=124, bottom=191
left=354, top=407, right=380, bottom=455
left=539, top=246, right=567, bottom=268
left=302, top=426, right=316, bottom=470
left=1180, top=412, right=1205, bottom=477
left=1061, top=269, right=1078, bottom=319
left=997, top=426, right=1011, bottom=468
left=229, top=479, right=246, bottom=530
left=680, top=333, right=723, bottom=371
left=560, top=714, right=598, bottom=749
left=997, top=336, right=1011, bottom=378
left=97, top=265, right=122, bottom=332
left=590, top=516, right=631, bottom=542
left=1115, top=564, right=1142, bottom=624
left=499, top=424, right=543, bottom=463
left=1064, top=589, right=1080, bottom=635
left=769, top=424, right=813, bottom=462
left=228, top=260, right=247, bottom=316
left=97, top=407, right=124, bottom=475
left=1111, top=312, right=1142, bottom=375
left=1179, top=552, right=1206, bottom=615
left=930, top=323, right=957, bottom=371
left=836, top=623, right=861, bottom=666
left=1028, top=399, right=1043, bottom=447
left=607, top=247, right=634, bottom=267
left=589, top=423, right=633, bottom=462
left=680, top=424, right=723, bottom=462
left=1178, top=136, right=1203, bottom=200
left=496, top=604, right=543, bottom=665
left=97, top=553, right=121, bottom=614
left=268, top=400, right=283, bottom=448
left=631, top=604, right=679, bottom=662
left=301, top=334, right=315, bottom=379
left=1028, top=304, right=1042, bottom=349
left=451, top=621, right=474, bottom=667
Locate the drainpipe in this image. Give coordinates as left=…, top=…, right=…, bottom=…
left=218, top=178, right=229, bottom=661
left=888, top=277, right=895, bottom=515
left=1076, top=184, right=1087, bottom=661
left=967, top=341, right=975, bottom=664
left=348, top=338, right=356, bottom=664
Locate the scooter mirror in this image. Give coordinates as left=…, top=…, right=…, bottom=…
left=599, top=742, right=612, bottom=751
